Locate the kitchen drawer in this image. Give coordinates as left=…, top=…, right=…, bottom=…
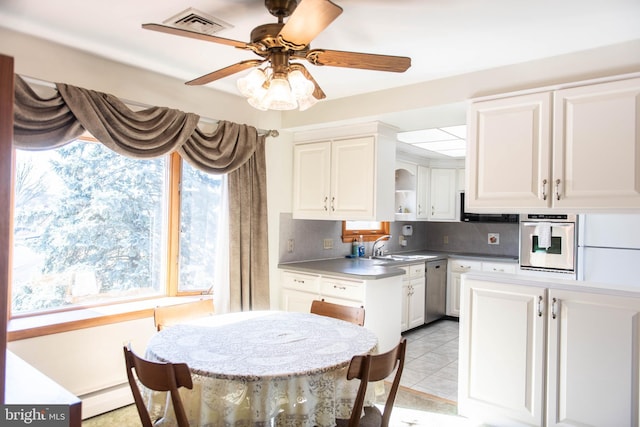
left=400, top=263, right=425, bottom=279
left=450, top=259, right=482, bottom=273
left=281, top=271, right=321, bottom=293
left=321, top=277, right=365, bottom=302
left=482, top=261, right=517, bottom=274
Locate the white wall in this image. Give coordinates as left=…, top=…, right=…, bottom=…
left=8, top=318, right=156, bottom=418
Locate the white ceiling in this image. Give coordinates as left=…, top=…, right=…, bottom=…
left=1, top=0, right=640, bottom=149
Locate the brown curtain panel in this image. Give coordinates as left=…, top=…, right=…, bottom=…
left=13, top=74, right=269, bottom=310
left=228, top=136, right=270, bottom=311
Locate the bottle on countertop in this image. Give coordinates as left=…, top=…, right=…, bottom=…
left=352, top=238, right=359, bottom=257
left=358, top=235, right=365, bottom=257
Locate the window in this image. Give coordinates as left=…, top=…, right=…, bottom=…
left=341, top=221, right=390, bottom=243
left=11, top=138, right=223, bottom=316
left=177, top=164, right=224, bottom=293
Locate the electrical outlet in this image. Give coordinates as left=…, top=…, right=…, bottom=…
left=287, top=239, right=294, bottom=253
left=443, top=235, right=449, bottom=244
left=488, top=233, right=500, bottom=245
left=323, top=238, right=333, bottom=249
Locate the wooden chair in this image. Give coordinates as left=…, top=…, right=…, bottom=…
left=123, top=344, right=193, bottom=427
left=337, top=338, right=407, bottom=427
left=310, top=299, right=365, bottom=326
left=153, top=298, right=214, bottom=331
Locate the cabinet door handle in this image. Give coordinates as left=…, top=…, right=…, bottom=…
left=323, top=196, right=328, bottom=211
left=418, top=204, right=422, bottom=215
left=333, top=285, right=347, bottom=290
left=541, top=179, right=548, bottom=201
left=555, top=179, right=561, bottom=200
left=331, top=196, right=336, bottom=211
left=294, top=279, right=305, bottom=284
left=537, top=295, right=543, bottom=317
left=552, top=297, right=558, bottom=319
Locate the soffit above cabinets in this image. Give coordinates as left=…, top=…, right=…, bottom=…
left=397, top=125, right=467, bottom=158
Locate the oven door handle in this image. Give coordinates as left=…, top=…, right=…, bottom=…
left=521, top=222, right=573, bottom=227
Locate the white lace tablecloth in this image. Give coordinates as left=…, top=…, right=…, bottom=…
left=144, top=310, right=379, bottom=427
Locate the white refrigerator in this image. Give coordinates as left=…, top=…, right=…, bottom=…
left=577, top=214, right=640, bottom=289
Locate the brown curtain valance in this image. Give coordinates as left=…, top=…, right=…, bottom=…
left=13, top=74, right=260, bottom=174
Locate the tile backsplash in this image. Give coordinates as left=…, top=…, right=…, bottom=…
left=278, top=213, right=519, bottom=263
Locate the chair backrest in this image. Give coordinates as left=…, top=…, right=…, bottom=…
left=345, top=338, right=407, bottom=427
left=154, top=298, right=214, bottom=331
left=123, top=345, right=193, bottom=427
left=310, top=299, right=365, bottom=326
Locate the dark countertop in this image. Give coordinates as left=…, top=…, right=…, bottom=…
left=278, top=251, right=518, bottom=280
left=278, top=257, right=407, bottom=280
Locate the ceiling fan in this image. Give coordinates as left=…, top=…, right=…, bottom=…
left=142, top=0, right=412, bottom=110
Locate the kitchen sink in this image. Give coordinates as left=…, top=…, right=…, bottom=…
left=372, top=254, right=439, bottom=261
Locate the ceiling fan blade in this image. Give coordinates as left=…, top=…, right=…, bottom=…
left=289, top=63, right=326, bottom=100
left=303, top=49, right=411, bottom=73
left=142, top=23, right=249, bottom=49
left=278, top=0, right=343, bottom=50
left=186, top=60, right=265, bottom=86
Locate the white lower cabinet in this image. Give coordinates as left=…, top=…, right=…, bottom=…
left=400, top=263, right=426, bottom=332
left=459, top=276, right=640, bottom=426
left=447, top=258, right=517, bottom=317
left=447, top=259, right=481, bottom=317
left=281, top=271, right=321, bottom=313
left=546, top=289, right=640, bottom=427
left=280, top=269, right=402, bottom=352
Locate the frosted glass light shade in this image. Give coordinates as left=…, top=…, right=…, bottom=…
left=237, top=69, right=266, bottom=98
left=262, top=77, right=297, bottom=110
left=288, top=69, right=314, bottom=98
left=297, top=94, right=319, bottom=111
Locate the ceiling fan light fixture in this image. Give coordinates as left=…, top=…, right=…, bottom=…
left=239, top=66, right=319, bottom=111
left=237, top=68, right=267, bottom=98
left=261, top=76, right=298, bottom=110
left=246, top=86, right=269, bottom=111
left=297, top=94, right=319, bottom=111
left=288, top=69, right=314, bottom=98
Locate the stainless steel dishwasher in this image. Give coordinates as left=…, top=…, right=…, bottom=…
left=425, top=259, right=447, bottom=324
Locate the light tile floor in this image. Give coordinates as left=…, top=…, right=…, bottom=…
left=400, top=318, right=460, bottom=402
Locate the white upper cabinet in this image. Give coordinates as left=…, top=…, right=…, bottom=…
left=292, top=141, right=332, bottom=217
left=416, top=165, right=430, bottom=220
left=467, top=91, right=552, bottom=211
left=466, top=74, right=640, bottom=212
left=397, top=163, right=461, bottom=222
left=553, top=78, right=640, bottom=209
left=292, top=123, right=396, bottom=221
left=429, top=168, right=458, bottom=220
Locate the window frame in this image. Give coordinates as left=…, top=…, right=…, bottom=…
left=341, top=221, right=391, bottom=243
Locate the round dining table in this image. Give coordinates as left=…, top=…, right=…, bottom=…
left=144, top=310, right=379, bottom=427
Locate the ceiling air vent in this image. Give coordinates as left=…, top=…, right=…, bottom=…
left=163, top=8, right=233, bottom=36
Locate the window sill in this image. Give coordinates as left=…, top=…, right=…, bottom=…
left=7, top=296, right=212, bottom=341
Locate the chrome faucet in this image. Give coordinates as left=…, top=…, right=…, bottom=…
left=372, top=235, right=392, bottom=257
